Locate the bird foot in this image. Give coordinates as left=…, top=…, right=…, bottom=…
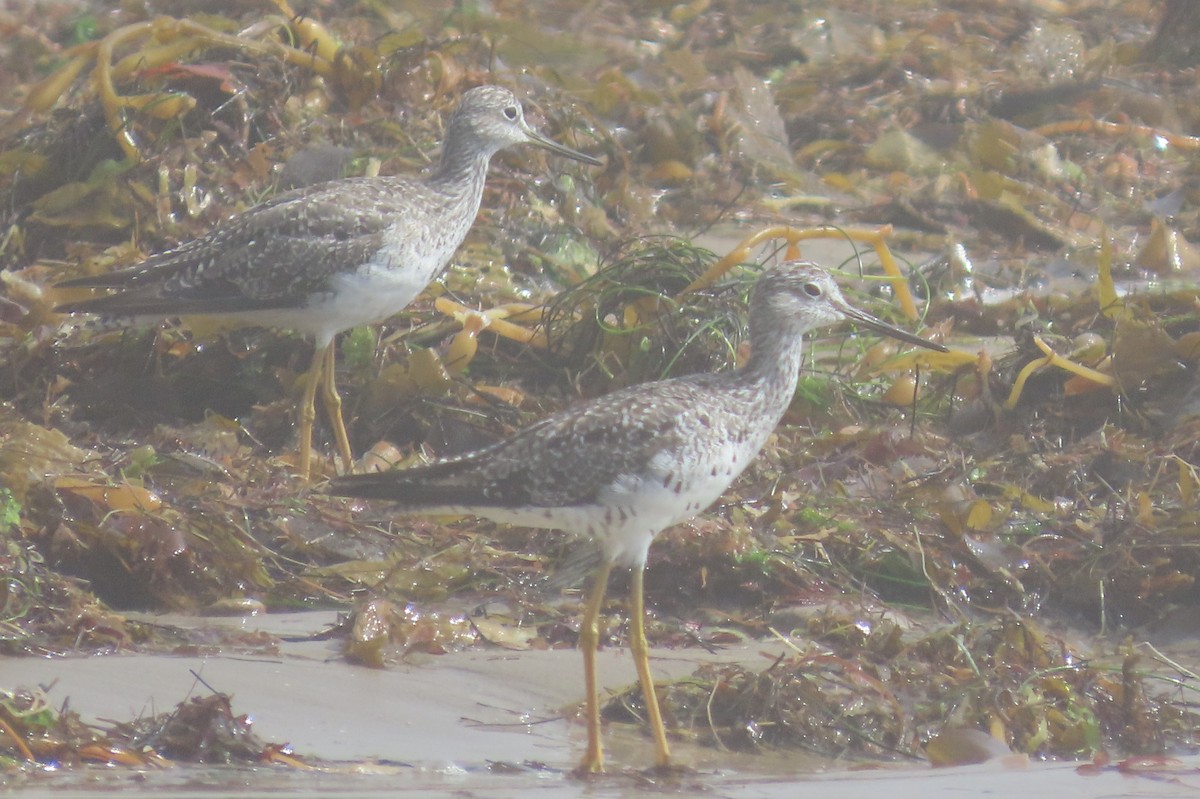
left=568, top=759, right=690, bottom=782
left=570, top=748, right=605, bottom=779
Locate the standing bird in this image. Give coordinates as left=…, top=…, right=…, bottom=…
left=328, top=260, right=948, bottom=773
left=54, top=86, right=602, bottom=481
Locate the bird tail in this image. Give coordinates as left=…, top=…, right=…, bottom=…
left=328, top=461, right=493, bottom=511
left=54, top=295, right=137, bottom=315
left=56, top=272, right=138, bottom=289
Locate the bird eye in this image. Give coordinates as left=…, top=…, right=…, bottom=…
left=503, top=105, right=519, bottom=120
left=802, top=282, right=822, bottom=297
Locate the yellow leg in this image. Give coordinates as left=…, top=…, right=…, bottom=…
left=575, top=559, right=614, bottom=775
left=630, top=564, right=672, bottom=769
left=317, top=341, right=354, bottom=473
left=296, top=342, right=325, bottom=483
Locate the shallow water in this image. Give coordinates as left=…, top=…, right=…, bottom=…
left=4, top=611, right=1199, bottom=798
left=10, top=759, right=1200, bottom=799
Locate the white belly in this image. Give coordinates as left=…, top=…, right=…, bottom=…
left=470, top=443, right=751, bottom=568
left=213, top=261, right=432, bottom=346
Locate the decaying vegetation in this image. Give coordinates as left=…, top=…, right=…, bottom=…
left=2, top=0, right=1199, bottom=772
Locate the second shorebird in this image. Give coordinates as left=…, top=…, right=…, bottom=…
left=55, top=85, right=602, bottom=481
left=328, top=260, right=947, bottom=774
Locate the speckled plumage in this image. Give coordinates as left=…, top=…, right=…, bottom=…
left=329, top=260, right=947, bottom=773
left=56, top=85, right=600, bottom=345
left=55, top=85, right=601, bottom=480
left=330, top=261, right=935, bottom=563
left=332, top=365, right=784, bottom=565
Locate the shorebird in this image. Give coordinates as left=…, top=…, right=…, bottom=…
left=54, top=85, right=602, bottom=481
left=327, top=260, right=947, bottom=774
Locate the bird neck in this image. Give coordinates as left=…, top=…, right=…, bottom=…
left=428, top=130, right=495, bottom=194
left=735, top=305, right=806, bottom=421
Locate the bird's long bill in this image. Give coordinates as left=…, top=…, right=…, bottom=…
left=837, top=302, right=948, bottom=352
left=523, top=125, right=603, bottom=166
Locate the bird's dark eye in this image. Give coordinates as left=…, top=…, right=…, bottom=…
left=802, top=282, right=822, bottom=297
left=503, top=105, right=519, bottom=120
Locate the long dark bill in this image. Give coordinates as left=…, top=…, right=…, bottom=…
left=522, top=126, right=603, bottom=166
left=837, top=302, right=948, bottom=352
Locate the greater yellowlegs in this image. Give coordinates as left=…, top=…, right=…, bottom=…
left=54, top=85, right=602, bottom=481
left=328, top=260, right=947, bottom=773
